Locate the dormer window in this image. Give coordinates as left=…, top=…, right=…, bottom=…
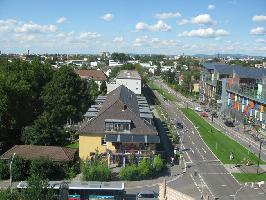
left=105, top=119, right=131, bottom=133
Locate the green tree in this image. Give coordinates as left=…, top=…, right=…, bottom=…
left=22, top=175, right=56, bottom=200
left=100, top=81, right=107, bottom=95
left=30, top=158, right=64, bottom=180
left=41, top=66, right=90, bottom=126
left=0, top=188, right=20, bottom=200
left=82, top=162, right=111, bottom=181
left=138, top=158, right=153, bottom=179
left=12, top=156, right=30, bottom=181
left=0, top=160, right=9, bottom=180
left=153, top=155, right=164, bottom=173
left=24, top=113, right=68, bottom=145
left=88, top=79, right=99, bottom=104
left=119, top=164, right=139, bottom=181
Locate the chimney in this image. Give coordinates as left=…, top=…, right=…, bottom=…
left=122, top=104, right=127, bottom=111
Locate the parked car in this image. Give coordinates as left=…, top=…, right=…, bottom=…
left=201, top=112, right=208, bottom=117
left=224, top=120, right=235, bottom=127
left=175, top=122, right=183, bottom=129
left=194, top=106, right=203, bottom=112
left=211, top=112, right=218, bottom=118
left=204, top=108, right=211, bottom=112
left=137, top=190, right=158, bottom=199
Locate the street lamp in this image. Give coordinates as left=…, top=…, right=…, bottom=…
left=257, top=136, right=265, bottom=174
left=9, top=153, right=16, bottom=190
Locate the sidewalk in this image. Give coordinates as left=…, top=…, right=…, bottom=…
left=224, top=164, right=266, bottom=174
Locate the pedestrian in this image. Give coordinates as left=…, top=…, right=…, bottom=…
left=171, top=156, right=175, bottom=166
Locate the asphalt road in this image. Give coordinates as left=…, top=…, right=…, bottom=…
left=154, top=79, right=266, bottom=162
left=153, top=79, right=266, bottom=200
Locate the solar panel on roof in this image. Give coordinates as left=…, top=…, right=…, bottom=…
left=120, top=134, right=132, bottom=142
left=146, top=135, right=160, bottom=143
left=132, top=135, right=145, bottom=143
left=105, top=134, right=118, bottom=142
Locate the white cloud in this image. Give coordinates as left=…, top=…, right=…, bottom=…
left=178, top=28, right=229, bottom=38
left=101, top=13, right=113, bottom=22
left=56, top=17, right=67, bottom=24
left=133, top=35, right=179, bottom=47
left=79, top=32, right=102, bottom=39
left=255, top=38, right=266, bottom=43
left=177, top=19, right=190, bottom=25
left=113, top=36, right=124, bottom=42
left=135, top=20, right=171, bottom=32
left=178, top=14, right=216, bottom=25
left=252, top=15, right=266, bottom=22
left=15, top=34, right=35, bottom=41
left=191, top=14, right=216, bottom=25
left=250, top=27, right=266, bottom=35
left=208, top=5, right=215, bottom=10
left=155, top=12, right=181, bottom=20
left=15, top=23, right=57, bottom=33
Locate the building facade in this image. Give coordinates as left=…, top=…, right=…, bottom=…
left=107, top=70, right=142, bottom=95
left=79, top=85, right=159, bottom=160
left=200, top=63, right=266, bottom=134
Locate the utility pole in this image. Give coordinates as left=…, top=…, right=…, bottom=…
left=9, top=153, right=16, bottom=191
left=257, top=139, right=263, bottom=174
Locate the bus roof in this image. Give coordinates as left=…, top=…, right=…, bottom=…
left=17, top=181, right=125, bottom=191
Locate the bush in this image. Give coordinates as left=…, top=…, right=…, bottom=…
left=119, top=164, right=139, bottom=181
left=119, top=156, right=166, bottom=181
left=12, top=156, right=30, bottom=181
left=82, top=162, right=111, bottom=181
left=0, top=160, right=9, bottom=180
left=0, top=188, right=20, bottom=200
left=30, top=158, right=65, bottom=180
left=153, top=155, right=164, bottom=173
left=22, top=175, right=56, bottom=200
left=138, top=158, right=153, bottom=179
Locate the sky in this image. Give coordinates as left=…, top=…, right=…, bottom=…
left=0, top=0, right=266, bottom=56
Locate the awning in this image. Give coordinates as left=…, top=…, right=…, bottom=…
left=105, top=134, right=160, bottom=143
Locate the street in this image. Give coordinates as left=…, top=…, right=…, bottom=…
left=152, top=79, right=266, bottom=200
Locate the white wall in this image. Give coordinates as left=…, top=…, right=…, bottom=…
left=107, top=79, right=141, bottom=94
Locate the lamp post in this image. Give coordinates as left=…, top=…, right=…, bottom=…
left=9, top=153, right=16, bottom=190
left=257, top=138, right=264, bottom=174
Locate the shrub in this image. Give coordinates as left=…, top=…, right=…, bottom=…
left=119, top=164, right=139, bottom=181
left=119, top=156, right=166, bottom=181
left=0, top=188, right=20, bottom=200
left=153, top=155, right=164, bottom=173
left=138, top=158, right=153, bottom=179
left=22, top=175, right=56, bottom=200
left=12, top=156, right=30, bottom=181
left=82, top=162, right=111, bottom=181
left=30, top=158, right=65, bottom=180
left=0, top=160, right=9, bottom=180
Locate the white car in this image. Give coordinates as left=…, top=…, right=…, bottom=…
left=194, top=106, right=203, bottom=112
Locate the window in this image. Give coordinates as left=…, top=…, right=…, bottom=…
left=105, top=122, right=113, bottom=131
left=101, top=137, right=106, bottom=146
left=105, top=121, right=131, bottom=132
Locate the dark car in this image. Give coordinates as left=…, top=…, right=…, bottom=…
left=137, top=190, right=158, bottom=199
left=175, top=122, right=183, bottom=129
left=204, top=108, right=211, bottom=112
left=224, top=121, right=235, bottom=127
left=211, top=112, right=218, bottom=118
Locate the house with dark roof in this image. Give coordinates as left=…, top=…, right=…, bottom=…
left=79, top=85, right=160, bottom=160
left=0, top=145, right=78, bottom=162
left=76, top=69, right=107, bottom=88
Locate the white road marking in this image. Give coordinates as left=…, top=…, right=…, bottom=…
left=202, top=147, right=207, bottom=154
